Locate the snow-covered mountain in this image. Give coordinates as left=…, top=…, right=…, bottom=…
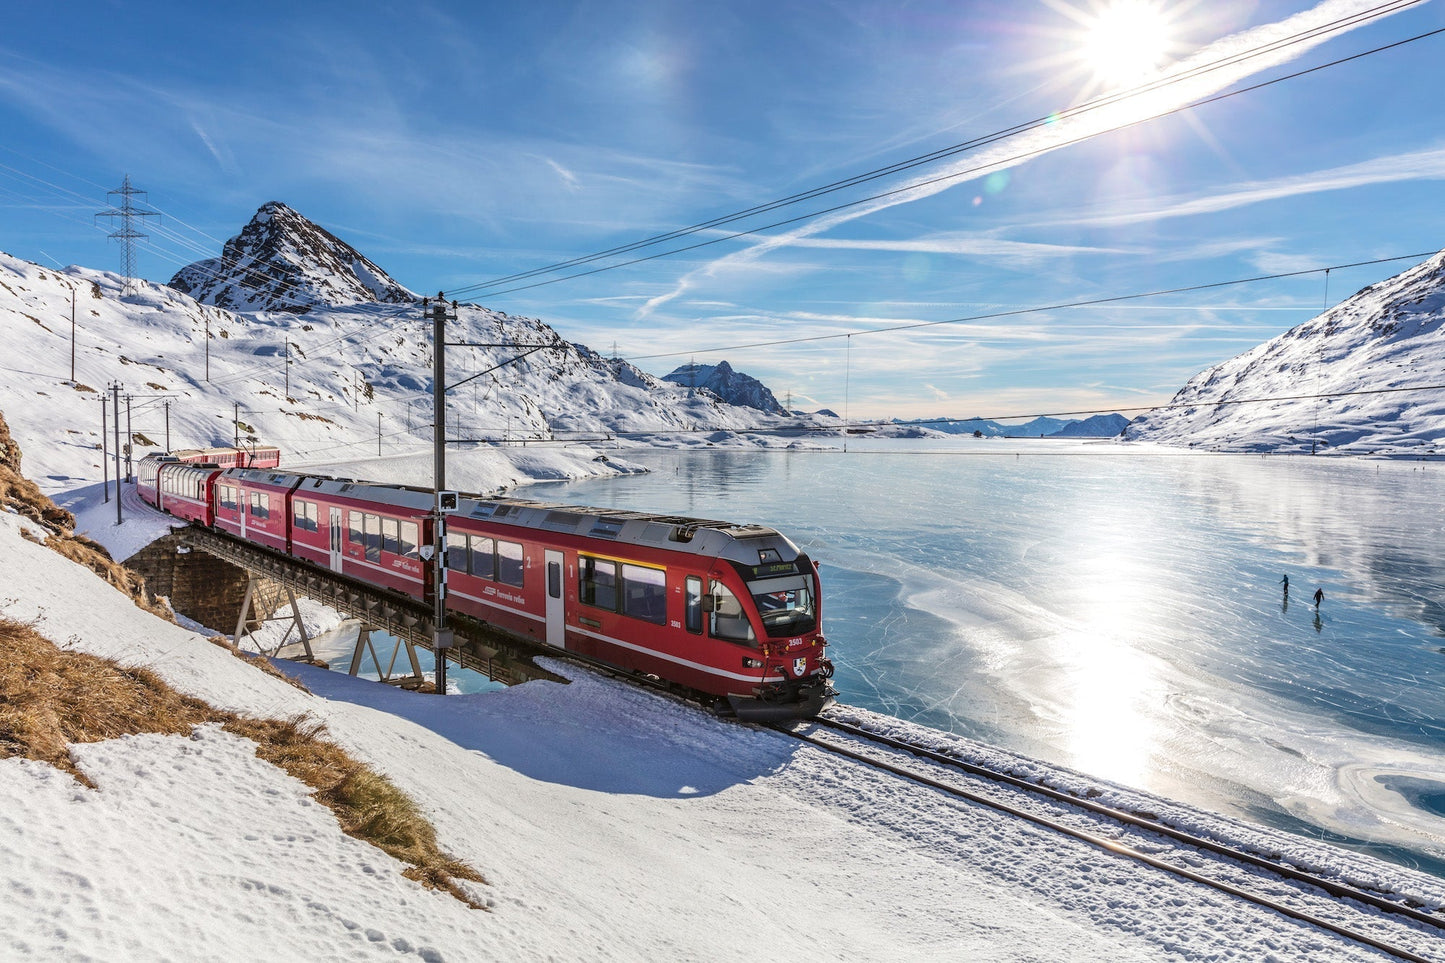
left=894, top=414, right=1116, bottom=437
left=169, top=202, right=415, bottom=312
left=1127, top=250, right=1445, bottom=454
left=0, top=207, right=831, bottom=492
left=662, top=360, right=787, bottom=415
left=1051, top=413, right=1129, bottom=438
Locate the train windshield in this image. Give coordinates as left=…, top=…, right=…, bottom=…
left=748, top=574, right=817, bottom=637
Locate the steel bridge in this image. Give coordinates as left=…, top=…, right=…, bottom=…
left=178, top=526, right=562, bottom=689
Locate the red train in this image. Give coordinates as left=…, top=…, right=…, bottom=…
left=136, top=449, right=836, bottom=719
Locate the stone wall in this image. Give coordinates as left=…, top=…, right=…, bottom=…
left=125, top=532, right=278, bottom=634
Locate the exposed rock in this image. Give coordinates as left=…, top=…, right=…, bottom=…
left=169, top=202, right=415, bottom=313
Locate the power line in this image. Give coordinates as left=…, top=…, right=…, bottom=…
left=624, top=251, right=1439, bottom=360
left=446, top=2, right=1433, bottom=300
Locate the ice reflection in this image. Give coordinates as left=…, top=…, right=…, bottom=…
left=530, top=443, right=1445, bottom=875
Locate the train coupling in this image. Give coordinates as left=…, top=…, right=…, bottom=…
left=726, top=673, right=837, bottom=722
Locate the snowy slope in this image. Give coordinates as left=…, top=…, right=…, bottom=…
left=1127, top=250, right=1445, bottom=454
left=0, top=221, right=828, bottom=498
left=4, top=503, right=1444, bottom=961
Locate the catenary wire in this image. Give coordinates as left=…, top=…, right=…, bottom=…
left=445, top=3, right=1431, bottom=299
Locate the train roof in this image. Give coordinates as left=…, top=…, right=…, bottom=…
left=449, top=494, right=806, bottom=569
left=217, top=469, right=809, bottom=568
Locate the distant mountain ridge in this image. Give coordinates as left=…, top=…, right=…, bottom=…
left=169, top=202, right=415, bottom=313
left=662, top=361, right=786, bottom=415
left=1127, top=249, right=1445, bottom=454
left=895, top=414, right=1121, bottom=437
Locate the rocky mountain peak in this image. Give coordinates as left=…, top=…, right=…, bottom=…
left=169, top=202, right=415, bottom=313
left=662, top=360, right=787, bottom=415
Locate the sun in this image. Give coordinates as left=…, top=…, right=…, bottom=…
left=1081, top=0, right=1176, bottom=89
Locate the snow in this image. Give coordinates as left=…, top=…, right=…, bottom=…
left=5, top=217, right=1445, bottom=959
left=3, top=504, right=1444, bottom=961
left=1128, top=249, right=1445, bottom=453
left=0, top=244, right=836, bottom=507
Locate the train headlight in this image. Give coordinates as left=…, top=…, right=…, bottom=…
left=742, top=657, right=763, bottom=669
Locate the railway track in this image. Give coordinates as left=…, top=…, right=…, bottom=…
left=770, top=713, right=1445, bottom=963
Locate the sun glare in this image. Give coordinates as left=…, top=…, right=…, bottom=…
left=1082, top=0, right=1175, bottom=89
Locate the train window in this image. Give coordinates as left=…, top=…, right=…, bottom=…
left=748, top=575, right=817, bottom=637
left=250, top=492, right=269, bottom=520
left=293, top=499, right=317, bottom=533
left=363, top=513, right=381, bottom=563
left=469, top=536, right=494, bottom=580
left=685, top=577, right=703, bottom=634
left=348, top=511, right=362, bottom=544
left=709, top=582, right=757, bottom=647
left=401, top=521, right=419, bottom=559
left=497, top=540, right=524, bottom=587
left=579, top=556, right=617, bottom=611
left=446, top=532, right=468, bottom=572
left=548, top=560, right=561, bottom=599
left=381, top=517, right=400, bottom=555
left=621, top=564, right=666, bottom=625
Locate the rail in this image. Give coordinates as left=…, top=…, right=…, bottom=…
left=770, top=714, right=1444, bottom=963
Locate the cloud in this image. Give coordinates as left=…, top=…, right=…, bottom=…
left=1056, top=146, right=1445, bottom=229
left=636, top=0, right=1415, bottom=317
left=785, top=235, right=1133, bottom=258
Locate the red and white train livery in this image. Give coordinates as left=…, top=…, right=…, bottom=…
left=136, top=451, right=836, bottom=718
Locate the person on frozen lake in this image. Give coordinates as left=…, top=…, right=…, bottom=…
left=1313, top=587, right=1324, bottom=607
left=1280, top=575, right=1289, bottom=596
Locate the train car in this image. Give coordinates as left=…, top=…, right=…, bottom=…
left=171, top=445, right=282, bottom=470
left=443, top=495, right=834, bottom=719
left=289, top=477, right=434, bottom=598
left=136, top=453, right=222, bottom=525
left=213, top=467, right=305, bottom=554
left=134, top=451, right=834, bottom=719
left=136, top=453, right=177, bottom=507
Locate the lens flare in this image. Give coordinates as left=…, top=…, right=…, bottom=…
left=1082, top=0, right=1175, bottom=88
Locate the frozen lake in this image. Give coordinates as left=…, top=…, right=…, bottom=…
left=525, top=438, right=1445, bottom=877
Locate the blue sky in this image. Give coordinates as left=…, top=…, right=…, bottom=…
left=3, top=0, right=1443, bottom=420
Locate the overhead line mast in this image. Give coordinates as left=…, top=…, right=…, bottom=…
left=95, top=174, right=160, bottom=296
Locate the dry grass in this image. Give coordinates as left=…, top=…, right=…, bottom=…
left=0, top=617, right=487, bottom=907
left=0, top=408, right=171, bottom=621
left=44, top=532, right=173, bottom=621
left=227, top=715, right=486, bottom=908
left=0, top=617, right=215, bottom=787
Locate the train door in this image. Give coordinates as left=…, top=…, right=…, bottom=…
left=545, top=549, right=566, bottom=648
left=328, top=507, right=344, bottom=573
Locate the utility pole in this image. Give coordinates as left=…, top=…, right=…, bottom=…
left=164, top=400, right=171, bottom=452
left=234, top=401, right=240, bottom=448
left=426, top=293, right=458, bottom=696
left=377, top=412, right=382, bottom=457
left=205, top=312, right=210, bottom=383
left=69, top=286, right=76, bottom=383
left=124, top=394, right=134, bottom=482
left=101, top=397, right=109, bottom=504
left=95, top=175, right=159, bottom=297
left=284, top=339, right=291, bottom=403
left=111, top=383, right=123, bottom=525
